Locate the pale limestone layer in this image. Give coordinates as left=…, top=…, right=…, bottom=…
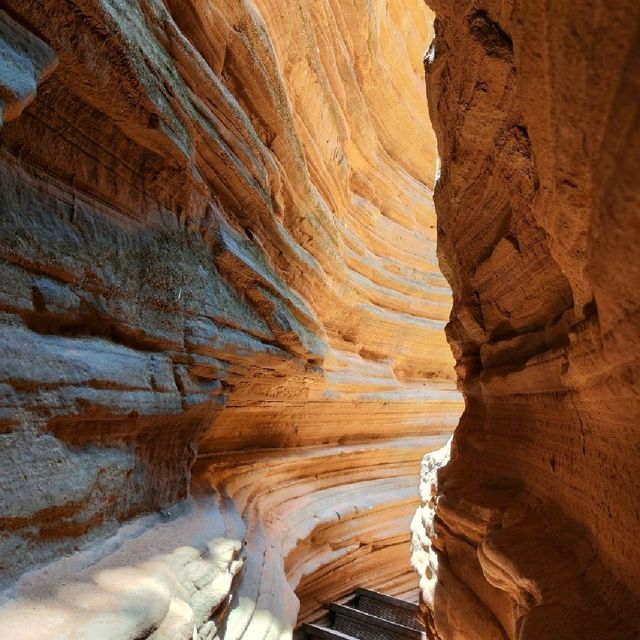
left=412, top=1, right=640, bottom=639
left=0, top=0, right=459, bottom=637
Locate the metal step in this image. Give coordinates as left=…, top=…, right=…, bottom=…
left=302, top=623, right=359, bottom=640
left=329, top=603, right=427, bottom=640
left=353, top=588, right=421, bottom=631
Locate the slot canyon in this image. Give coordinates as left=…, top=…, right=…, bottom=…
left=0, top=1, right=637, bottom=639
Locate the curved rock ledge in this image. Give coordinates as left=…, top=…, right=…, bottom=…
left=1, top=434, right=451, bottom=639
left=412, top=1, right=640, bottom=638
left=0, top=0, right=461, bottom=637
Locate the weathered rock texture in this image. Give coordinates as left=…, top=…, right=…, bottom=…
left=0, top=1, right=460, bottom=637
left=412, top=1, right=640, bottom=638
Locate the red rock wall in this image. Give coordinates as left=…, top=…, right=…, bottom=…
left=0, top=1, right=461, bottom=637
left=412, top=1, right=640, bottom=638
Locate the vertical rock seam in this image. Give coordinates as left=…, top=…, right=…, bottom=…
left=412, top=1, right=640, bottom=639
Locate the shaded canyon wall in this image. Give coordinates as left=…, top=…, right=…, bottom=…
left=0, top=1, right=461, bottom=638
left=412, top=1, right=640, bottom=639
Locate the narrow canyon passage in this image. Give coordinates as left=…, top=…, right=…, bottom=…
left=0, top=1, right=639, bottom=640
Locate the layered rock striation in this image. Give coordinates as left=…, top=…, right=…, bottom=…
left=0, top=1, right=460, bottom=637
left=412, top=1, right=640, bottom=638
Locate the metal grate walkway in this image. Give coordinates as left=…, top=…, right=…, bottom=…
left=302, top=588, right=426, bottom=640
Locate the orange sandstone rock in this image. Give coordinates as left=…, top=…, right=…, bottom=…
left=412, top=1, right=640, bottom=638
left=0, top=0, right=459, bottom=637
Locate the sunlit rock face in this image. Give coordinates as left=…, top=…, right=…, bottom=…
left=412, top=1, right=640, bottom=638
left=0, top=0, right=460, bottom=637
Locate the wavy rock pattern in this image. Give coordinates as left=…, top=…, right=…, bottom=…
left=412, top=1, right=640, bottom=638
left=0, top=0, right=460, bottom=637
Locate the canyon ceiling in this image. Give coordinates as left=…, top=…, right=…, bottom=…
left=0, top=1, right=639, bottom=640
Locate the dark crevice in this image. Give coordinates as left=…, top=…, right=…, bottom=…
left=468, top=10, right=513, bottom=60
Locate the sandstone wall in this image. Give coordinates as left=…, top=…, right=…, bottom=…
left=412, top=1, right=640, bottom=638
left=0, top=1, right=460, bottom=637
